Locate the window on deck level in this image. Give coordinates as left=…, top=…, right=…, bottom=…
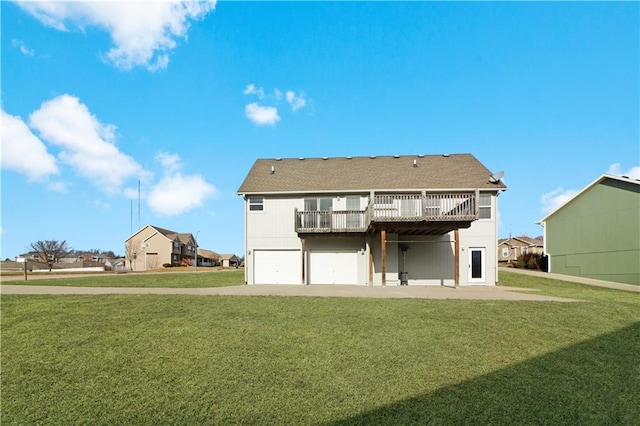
left=304, top=198, right=332, bottom=228
left=479, top=194, right=492, bottom=219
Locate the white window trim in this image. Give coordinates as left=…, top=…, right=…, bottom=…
left=249, top=197, right=264, bottom=212
left=478, top=193, right=492, bottom=220
left=469, top=247, right=486, bottom=283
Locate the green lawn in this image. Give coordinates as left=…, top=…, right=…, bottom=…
left=2, top=269, right=245, bottom=287
left=2, top=273, right=639, bottom=425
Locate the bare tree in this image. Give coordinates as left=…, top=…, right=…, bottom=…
left=124, top=238, right=140, bottom=271
left=30, top=240, right=71, bottom=271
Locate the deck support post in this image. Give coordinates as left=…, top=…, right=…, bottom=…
left=301, top=238, right=306, bottom=285
left=367, top=236, right=373, bottom=285
left=454, top=229, right=460, bottom=288
left=381, top=229, right=387, bottom=286
left=474, top=189, right=480, bottom=218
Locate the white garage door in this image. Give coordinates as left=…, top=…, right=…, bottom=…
left=309, top=250, right=359, bottom=284
left=254, top=250, right=301, bottom=284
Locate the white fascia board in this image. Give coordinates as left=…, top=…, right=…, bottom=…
left=143, top=231, right=159, bottom=243
left=124, top=224, right=155, bottom=242
left=238, top=188, right=501, bottom=196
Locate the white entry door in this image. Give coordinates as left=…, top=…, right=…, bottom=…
left=254, top=250, right=301, bottom=284
left=468, top=248, right=485, bottom=283
left=309, top=250, right=359, bottom=284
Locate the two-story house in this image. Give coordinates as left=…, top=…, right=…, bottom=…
left=125, top=225, right=198, bottom=271
left=237, top=154, right=506, bottom=286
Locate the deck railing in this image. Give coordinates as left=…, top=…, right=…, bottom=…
left=369, top=193, right=477, bottom=222
left=295, top=193, right=477, bottom=233
left=295, top=210, right=367, bottom=233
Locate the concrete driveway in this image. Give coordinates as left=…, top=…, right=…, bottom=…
left=0, top=283, right=579, bottom=302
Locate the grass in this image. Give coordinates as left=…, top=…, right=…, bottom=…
left=0, top=269, right=244, bottom=287
left=2, top=273, right=639, bottom=424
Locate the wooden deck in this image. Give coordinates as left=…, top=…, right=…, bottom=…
left=295, top=193, right=478, bottom=235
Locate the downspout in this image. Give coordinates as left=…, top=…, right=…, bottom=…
left=495, top=190, right=500, bottom=284
left=542, top=221, right=549, bottom=273
left=243, top=194, right=248, bottom=284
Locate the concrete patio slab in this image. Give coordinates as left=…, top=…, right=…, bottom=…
left=0, top=283, right=579, bottom=302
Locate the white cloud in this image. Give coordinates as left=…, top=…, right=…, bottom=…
left=245, top=102, right=280, bottom=126
left=541, top=187, right=579, bottom=215
left=243, top=83, right=265, bottom=100
left=147, top=173, right=216, bottom=216
left=607, top=163, right=640, bottom=179
left=47, top=181, right=68, bottom=193
left=28, top=94, right=144, bottom=190
left=12, top=39, right=35, bottom=56
left=1, top=109, right=59, bottom=181
left=286, top=90, right=307, bottom=111
left=156, top=151, right=182, bottom=173
left=14, top=0, right=216, bottom=71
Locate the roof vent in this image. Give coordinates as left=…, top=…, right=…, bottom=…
left=270, top=166, right=275, bottom=174
left=413, top=159, right=418, bottom=168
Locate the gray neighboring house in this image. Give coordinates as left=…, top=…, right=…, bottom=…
left=238, top=154, right=506, bottom=286
left=538, top=174, right=640, bottom=285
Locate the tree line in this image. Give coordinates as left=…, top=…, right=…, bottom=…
left=28, top=240, right=121, bottom=272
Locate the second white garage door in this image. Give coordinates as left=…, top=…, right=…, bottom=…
left=309, top=250, right=359, bottom=284
left=254, top=250, right=301, bottom=284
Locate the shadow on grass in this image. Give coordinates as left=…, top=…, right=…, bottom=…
left=329, top=322, right=640, bottom=425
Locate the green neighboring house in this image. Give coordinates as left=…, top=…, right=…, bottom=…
left=538, top=174, right=640, bottom=285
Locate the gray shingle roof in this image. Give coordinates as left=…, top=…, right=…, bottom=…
left=238, top=154, right=506, bottom=194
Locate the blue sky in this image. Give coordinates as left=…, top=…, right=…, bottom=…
left=1, top=1, right=638, bottom=259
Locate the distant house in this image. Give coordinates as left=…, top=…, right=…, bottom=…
left=125, top=225, right=198, bottom=271
left=220, top=254, right=240, bottom=268
left=197, top=249, right=220, bottom=267
left=238, top=154, right=506, bottom=286
left=538, top=174, right=640, bottom=285
left=498, top=236, right=544, bottom=263
left=16, top=252, right=49, bottom=263
left=105, top=258, right=126, bottom=272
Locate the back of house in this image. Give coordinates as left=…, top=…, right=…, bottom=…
left=238, top=153, right=506, bottom=286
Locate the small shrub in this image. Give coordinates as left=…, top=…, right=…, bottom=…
left=515, top=253, right=543, bottom=270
